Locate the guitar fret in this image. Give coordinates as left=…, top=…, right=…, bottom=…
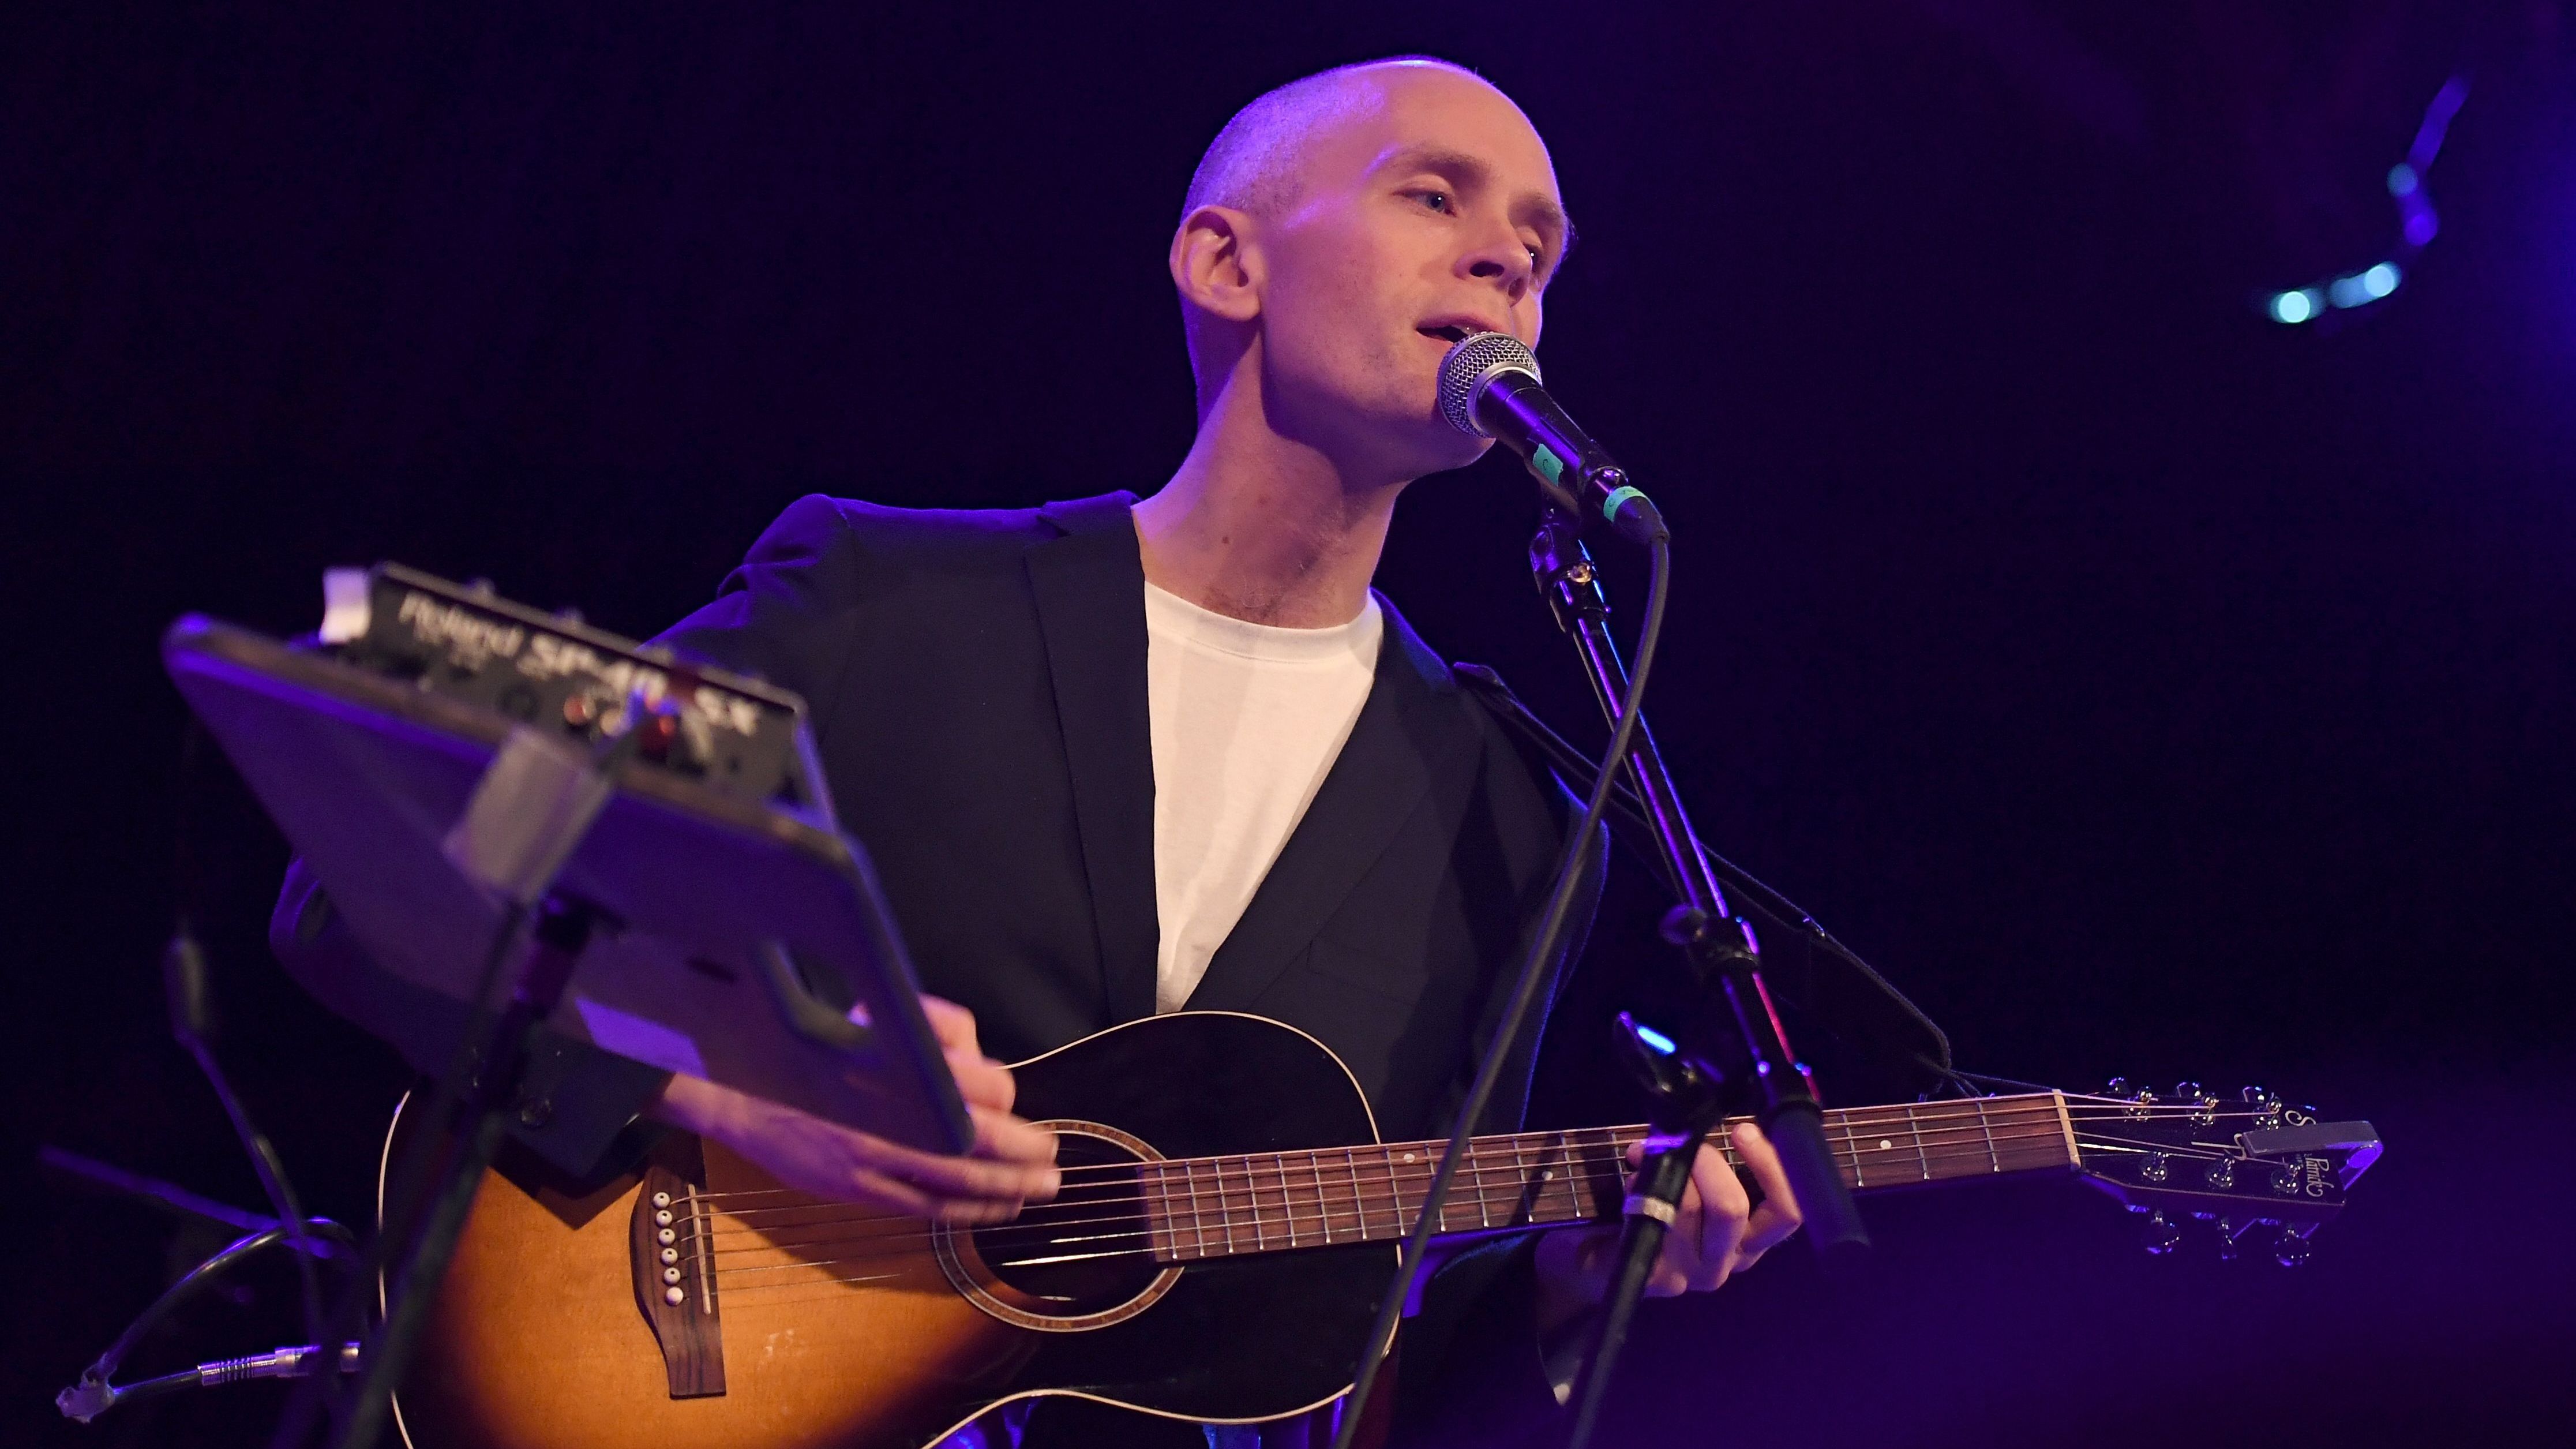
left=1911, top=1104, right=1932, bottom=1182
left=1310, top=1153, right=1334, bottom=1243
left=1974, top=1099, right=2001, bottom=1173
left=1229, top=1156, right=1257, bottom=1252
left=1185, top=1158, right=1208, bottom=1260
left=1344, top=1146, right=1368, bottom=1240
left=1269, top=1154, right=1292, bottom=1246
left=1548, top=1130, right=1581, bottom=1224
left=1509, top=1133, right=1532, bottom=1225
left=1144, top=1162, right=1168, bottom=1260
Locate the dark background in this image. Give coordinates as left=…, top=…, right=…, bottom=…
left=6, top=3, right=2572, bottom=1446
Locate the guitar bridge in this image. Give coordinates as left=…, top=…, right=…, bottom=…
left=629, top=1141, right=726, bottom=1398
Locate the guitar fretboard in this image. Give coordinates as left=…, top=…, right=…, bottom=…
left=1136, top=1093, right=2077, bottom=1263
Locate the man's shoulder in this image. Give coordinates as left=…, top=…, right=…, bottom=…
left=758, top=489, right=1136, bottom=564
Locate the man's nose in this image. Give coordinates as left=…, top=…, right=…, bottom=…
left=1458, top=229, right=1532, bottom=304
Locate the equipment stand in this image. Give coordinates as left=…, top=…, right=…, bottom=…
left=333, top=898, right=596, bottom=1449
left=1528, top=514, right=1869, bottom=1449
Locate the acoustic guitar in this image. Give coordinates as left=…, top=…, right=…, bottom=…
left=382, top=1010, right=2379, bottom=1449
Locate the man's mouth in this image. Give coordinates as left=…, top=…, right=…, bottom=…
left=1420, top=324, right=1471, bottom=345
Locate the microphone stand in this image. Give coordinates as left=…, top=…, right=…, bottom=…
left=1528, top=512, right=1868, bottom=1449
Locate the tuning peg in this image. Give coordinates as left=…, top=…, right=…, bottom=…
left=2238, top=1085, right=2273, bottom=1104
left=2214, top=1218, right=2241, bottom=1261
left=2179, top=1083, right=2218, bottom=1124
left=2106, top=1076, right=2132, bottom=1096
left=2141, top=1210, right=2182, bottom=1256
left=2275, top=1223, right=2316, bottom=1269
left=2203, top=1158, right=2237, bottom=1190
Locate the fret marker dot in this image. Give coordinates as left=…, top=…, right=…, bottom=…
left=1403, top=1153, right=1416, bottom=1163
left=1879, top=1139, right=1893, bottom=1150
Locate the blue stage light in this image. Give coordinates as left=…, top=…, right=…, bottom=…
left=2260, top=77, right=2459, bottom=328
left=1633, top=1023, right=1678, bottom=1055
left=2270, top=290, right=2319, bottom=324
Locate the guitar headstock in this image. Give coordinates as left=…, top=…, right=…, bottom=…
left=2065, top=1080, right=2382, bottom=1265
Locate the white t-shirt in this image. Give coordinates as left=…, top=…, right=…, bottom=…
left=1145, top=581, right=1384, bottom=1013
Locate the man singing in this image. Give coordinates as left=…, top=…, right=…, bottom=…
left=279, top=55, right=1799, bottom=1447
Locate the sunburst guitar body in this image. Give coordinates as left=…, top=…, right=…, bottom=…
left=384, top=1011, right=2379, bottom=1449
left=388, top=1013, right=1398, bottom=1449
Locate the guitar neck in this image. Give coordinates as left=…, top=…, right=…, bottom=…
left=1138, top=1093, right=2078, bottom=1264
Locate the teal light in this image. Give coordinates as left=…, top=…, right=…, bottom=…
left=2270, top=290, right=2320, bottom=324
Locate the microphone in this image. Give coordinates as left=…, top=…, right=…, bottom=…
left=1437, top=331, right=1667, bottom=543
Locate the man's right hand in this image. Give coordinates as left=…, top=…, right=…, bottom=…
left=647, top=994, right=1060, bottom=1224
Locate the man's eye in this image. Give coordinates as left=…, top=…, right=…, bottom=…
left=1417, top=190, right=1453, bottom=213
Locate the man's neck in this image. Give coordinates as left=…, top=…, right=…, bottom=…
left=1133, top=375, right=1408, bottom=630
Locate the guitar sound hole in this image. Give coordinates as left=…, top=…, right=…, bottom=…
left=969, top=1132, right=1161, bottom=1314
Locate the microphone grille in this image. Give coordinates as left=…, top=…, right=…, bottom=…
left=1437, top=331, right=1541, bottom=437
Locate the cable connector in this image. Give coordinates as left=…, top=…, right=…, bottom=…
left=201, top=1341, right=362, bottom=1387
left=57, top=1342, right=360, bottom=1422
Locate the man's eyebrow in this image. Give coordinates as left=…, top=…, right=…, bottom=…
left=1375, top=144, right=1574, bottom=248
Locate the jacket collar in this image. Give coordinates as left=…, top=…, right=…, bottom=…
left=1181, top=598, right=1476, bottom=1014
left=1024, top=493, right=1158, bottom=1024
left=1022, top=491, right=1476, bottom=1024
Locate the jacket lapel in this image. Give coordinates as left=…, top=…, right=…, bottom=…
left=1183, top=596, right=1481, bottom=1013
left=1025, top=493, right=1160, bottom=1025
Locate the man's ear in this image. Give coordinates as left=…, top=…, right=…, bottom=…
left=1170, top=204, right=1263, bottom=323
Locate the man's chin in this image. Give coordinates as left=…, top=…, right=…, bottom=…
left=1411, top=435, right=1496, bottom=480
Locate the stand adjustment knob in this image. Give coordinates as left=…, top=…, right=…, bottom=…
left=2275, top=1226, right=2316, bottom=1268
left=2142, top=1211, right=2181, bottom=1256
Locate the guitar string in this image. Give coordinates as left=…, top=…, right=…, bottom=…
left=701, top=1135, right=2140, bottom=1290
left=676, top=1103, right=2217, bottom=1226
left=684, top=1126, right=2097, bottom=1256
left=683, top=1122, right=2090, bottom=1249
left=672, top=1100, right=2271, bottom=1206
left=685, top=1129, right=2105, bottom=1276
left=680, top=1115, right=2183, bottom=1242
left=683, top=1122, right=2207, bottom=1256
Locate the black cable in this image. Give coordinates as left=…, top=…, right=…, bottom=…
left=1454, top=667, right=1951, bottom=1079
left=57, top=1219, right=358, bottom=1423
left=1329, top=529, right=1674, bottom=1449
left=166, top=718, right=329, bottom=1354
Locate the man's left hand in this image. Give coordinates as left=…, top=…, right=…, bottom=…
left=1531, top=1119, right=1804, bottom=1332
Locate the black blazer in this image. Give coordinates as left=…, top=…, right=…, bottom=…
left=650, top=489, right=1592, bottom=1143
left=272, top=489, right=1601, bottom=1444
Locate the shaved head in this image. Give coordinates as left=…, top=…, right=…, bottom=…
left=1183, top=56, right=1487, bottom=222
left=1165, top=57, right=1565, bottom=477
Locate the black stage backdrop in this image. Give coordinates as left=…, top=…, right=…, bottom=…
left=6, top=5, right=2573, bottom=1446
